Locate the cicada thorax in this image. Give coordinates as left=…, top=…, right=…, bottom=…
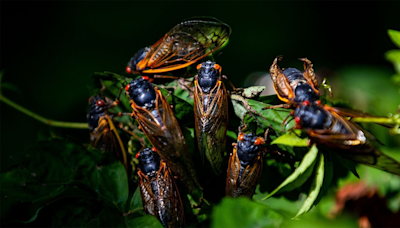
left=137, top=148, right=184, bottom=228
left=87, top=94, right=128, bottom=172
left=294, top=102, right=400, bottom=176
left=226, top=133, right=265, bottom=198
left=269, top=56, right=320, bottom=106
left=194, top=61, right=228, bottom=175
left=126, top=78, right=203, bottom=198
left=126, top=17, right=232, bottom=75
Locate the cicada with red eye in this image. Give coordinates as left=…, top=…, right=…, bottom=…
left=226, top=133, right=266, bottom=198
left=125, top=17, right=231, bottom=76
left=268, top=55, right=320, bottom=107
left=294, top=101, right=400, bottom=176
left=87, top=94, right=128, bottom=172
left=137, top=147, right=184, bottom=228
left=125, top=78, right=202, bottom=198
left=193, top=61, right=228, bottom=175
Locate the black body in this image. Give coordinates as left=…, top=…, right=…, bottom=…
left=87, top=94, right=108, bottom=132
left=126, top=78, right=157, bottom=109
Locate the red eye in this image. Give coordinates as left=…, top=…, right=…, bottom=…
left=196, top=64, right=202, bottom=70
left=254, top=138, right=264, bottom=145
left=213, top=64, right=221, bottom=70
left=96, top=100, right=105, bottom=106
left=126, top=66, right=132, bottom=74
left=135, top=153, right=140, bottom=159
left=302, top=100, right=310, bottom=106
left=151, top=147, right=157, bottom=152
left=142, top=76, right=149, bottom=81
left=125, top=84, right=131, bottom=91
left=295, top=116, right=301, bottom=124
left=315, top=100, right=321, bottom=105
left=238, top=133, right=244, bottom=141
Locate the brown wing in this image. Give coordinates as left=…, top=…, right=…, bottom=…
left=131, top=89, right=202, bottom=198
left=308, top=110, right=400, bottom=176
left=226, top=147, right=240, bottom=197
left=194, top=79, right=228, bottom=174
left=156, top=162, right=184, bottom=228
left=269, top=56, right=295, bottom=104
left=138, top=171, right=157, bottom=217
left=299, top=57, right=319, bottom=90
left=90, top=116, right=128, bottom=173
left=239, top=155, right=263, bottom=198
left=139, top=17, right=231, bottom=74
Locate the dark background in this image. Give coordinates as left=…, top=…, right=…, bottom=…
left=1, top=1, right=400, bottom=171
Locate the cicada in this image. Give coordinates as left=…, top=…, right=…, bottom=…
left=226, top=133, right=266, bottom=198
left=137, top=147, right=184, bottom=228
left=269, top=55, right=320, bottom=107
left=294, top=101, right=400, bottom=175
left=126, top=17, right=232, bottom=76
left=194, top=61, right=228, bottom=175
left=125, top=78, right=202, bottom=198
left=87, top=94, right=128, bottom=172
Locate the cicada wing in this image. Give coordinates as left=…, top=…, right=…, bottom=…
left=90, top=117, right=128, bottom=172
left=138, top=171, right=158, bottom=216
left=133, top=90, right=202, bottom=197
left=338, top=146, right=400, bottom=176
left=239, top=156, right=263, bottom=198
left=194, top=80, right=228, bottom=174
left=141, top=18, right=231, bottom=74
left=226, top=148, right=241, bottom=197
left=156, top=163, right=185, bottom=228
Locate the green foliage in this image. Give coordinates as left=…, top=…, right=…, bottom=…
left=2, top=29, right=400, bottom=228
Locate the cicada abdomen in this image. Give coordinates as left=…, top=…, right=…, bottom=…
left=137, top=147, right=184, bottom=228
left=87, top=94, right=128, bottom=172
left=269, top=56, right=319, bottom=106
left=125, top=78, right=202, bottom=198
left=194, top=61, right=228, bottom=175
left=126, top=17, right=232, bottom=75
left=294, top=101, right=400, bottom=176
left=226, top=133, right=266, bottom=198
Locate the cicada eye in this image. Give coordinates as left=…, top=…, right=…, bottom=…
left=302, top=100, right=310, bottom=106
left=254, top=138, right=264, bottom=145
left=196, top=63, right=202, bottom=70
left=126, top=66, right=132, bottom=74
left=142, top=76, right=149, bottom=81
left=295, top=116, right=301, bottom=124
left=238, top=133, right=244, bottom=141
left=151, top=147, right=157, bottom=152
left=135, top=152, right=140, bottom=159
left=213, top=64, right=221, bottom=70
left=315, top=100, right=321, bottom=105
left=125, top=84, right=131, bottom=91
left=96, top=100, right=105, bottom=106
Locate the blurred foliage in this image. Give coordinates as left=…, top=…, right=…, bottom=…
left=1, top=4, right=400, bottom=226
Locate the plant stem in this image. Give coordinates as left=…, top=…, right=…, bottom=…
left=0, top=93, right=88, bottom=129
left=351, top=116, right=400, bottom=124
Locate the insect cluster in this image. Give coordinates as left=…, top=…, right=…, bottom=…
left=87, top=17, right=400, bottom=227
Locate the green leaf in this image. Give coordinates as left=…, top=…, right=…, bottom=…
left=126, top=215, right=164, bottom=228
left=1, top=138, right=129, bottom=212
left=313, top=152, right=334, bottom=206
left=271, top=130, right=309, bottom=147
left=385, top=50, right=400, bottom=74
left=293, top=152, right=325, bottom=219
left=242, top=86, right=266, bottom=98
left=262, top=145, right=319, bottom=200
left=159, top=87, right=194, bottom=124
left=212, top=197, right=283, bottom=228
left=226, top=130, right=237, bottom=140
left=388, top=29, right=400, bottom=48
left=333, top=153, right=360, bottom=178
left=160, top=77, right=194, bottom=106
left=129, top=186, right=143, bottom=214
left=231, top=96, right=247, bottom=120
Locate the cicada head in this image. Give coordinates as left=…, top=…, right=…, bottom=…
left=137, top=147, right=161, bottom=178
left=196, top=60, right=221, bottom=93
left=87, top=94, right=108, bottom=132
left=292, top=82, right=320, bottom=104
left=236, top=133, right=265, bottom=166
left=125, top=77, right=157, bottom=109
left=294, top=102, right=331, bottom=129
left=126, top=46, right=151, bottom=74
